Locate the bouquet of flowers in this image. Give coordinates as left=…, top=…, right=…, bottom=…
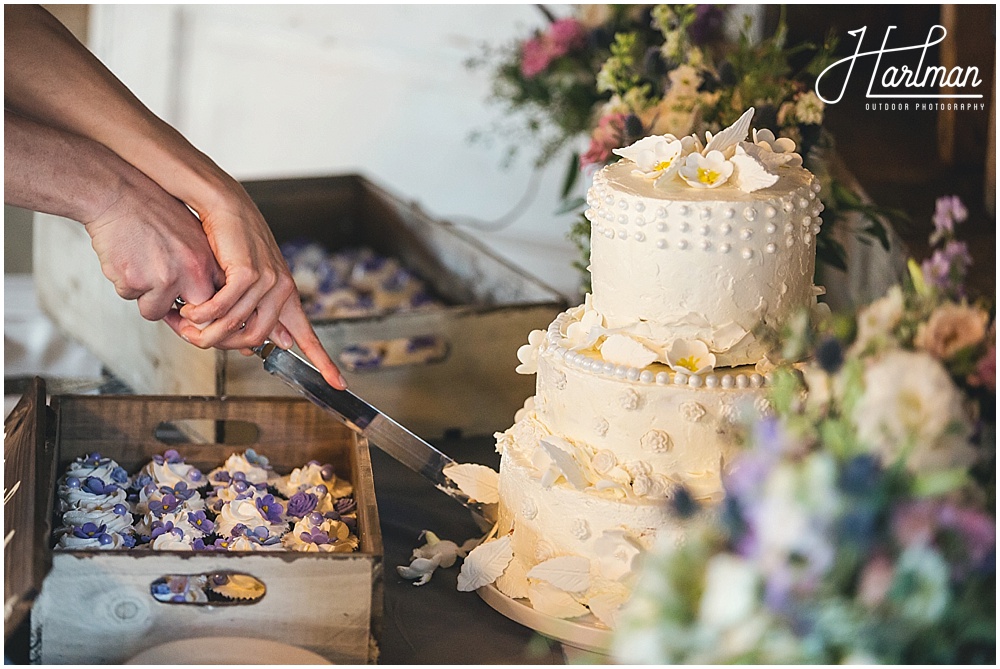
left=471, top=5, right=897, bottom=282
left=611, top=196, right=995, bottom=664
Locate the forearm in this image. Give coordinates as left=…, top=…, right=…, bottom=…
left=4, top=109, right=129, bottom=223
left=4, top=4, right=232, bottom=213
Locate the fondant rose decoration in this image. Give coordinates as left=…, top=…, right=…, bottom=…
left=679, top=150, right=733, bottom=189
left=666, top=339, right=717, bottom=375
left=612, top=135, right=684, bottom=180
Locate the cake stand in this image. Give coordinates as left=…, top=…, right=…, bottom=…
left=477, top=583, right=614, bottom=658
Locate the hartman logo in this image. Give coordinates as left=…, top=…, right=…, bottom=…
left=815, top=25, right=985, bottom=109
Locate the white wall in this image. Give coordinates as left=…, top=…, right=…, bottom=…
left=89, top=4, right=584, bottom=296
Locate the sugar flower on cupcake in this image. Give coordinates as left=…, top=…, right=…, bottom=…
left=275, top=460, right=352, bottom=499
left=57, top=476, right=128, bottom=513
left=207, top=449, right=276, bottom=487
left=140, top=449, right=206, bottom=490
left=57, top=522, right=134, bottom=550
left=59, top=502, right=134, bottom=538
left=282, top=511, right=358, bottom=553
left=216, top=494, right=287, bottom=539
left=62, top=452, right=129, bottom=489
left=228, top=524, right=284, bottom=551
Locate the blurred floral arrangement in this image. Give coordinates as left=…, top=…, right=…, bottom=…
left=469, top=4, right=901, bottom=284
left=612, top=195, right=995, bottom=664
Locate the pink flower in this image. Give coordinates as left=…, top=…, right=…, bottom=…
left=520, top=37, right=551, bottom=78
left=548, top=18, right=586, bottom=53
left=581, top=113, right=627, bottom=168
left=519, top=19, right=586, bottom=78
left=969, top=344, right=995, bottom=392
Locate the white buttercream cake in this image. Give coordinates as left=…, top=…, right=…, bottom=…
left=458, top=108, right=825, bottom=629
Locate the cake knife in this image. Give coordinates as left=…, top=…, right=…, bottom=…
left=251, top=341, right=496, bottom=526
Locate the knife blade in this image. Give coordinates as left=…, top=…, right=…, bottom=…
left=252, top=341, right=496, bottom=526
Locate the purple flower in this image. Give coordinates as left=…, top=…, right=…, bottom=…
left=300, top=528, right=330, bottom=545
left=334, top=496, right=357, bottom=516
left=148, top=494, right=180, bottom=517
left=922, top=240, right=972, bottom=297
left=152, top=449, right=183, bottom=465
left=246, top=526, right=281, bottom=546
left=688, top=5, right=725, bottom=44
left=244, top=448, right=270, bottom=469
left=212, top=537, right=234, bottom=550
left=256, top=495, right=284, bottom=524
left=192, top=538, right=216, bottom=551
left=931, top=195, right=968, bottom=242
left=82, top=476, right=119, bottom=496
left=111, top=466, right=129, bottom=484
left=213, top=470, right=232, bottom=484
left=73, top=522, right=107, bottom=539
left=188, top=510, right=215, bottom=535
left=287, top=492, right=318, bottom=519
left=130, top=473, right=153, bottom=490
left=150, top=520, right=183, bottom=540
left=120, top=533, right=137, bottom=548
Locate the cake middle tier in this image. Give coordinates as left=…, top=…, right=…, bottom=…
left=526, top=311, right=771, bottom=501
left=585, top=160, right=824, bottom=367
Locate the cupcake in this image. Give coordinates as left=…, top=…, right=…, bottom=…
left=57, top=476, right=128, bottom=513
left=275, top=461, right=353, bottom=499
left=216, top=494, right=287, bottom=539
left=56, top=522, right=134, bottom=550
left=139, top=449, right=206, bottom=490
left=59, top=502, right=134, bottom=537
left=282, top=511, right=358, bottom=553
left=61, top=452, right=129, bottom=489
left=207, top=449, right=276, bottom=487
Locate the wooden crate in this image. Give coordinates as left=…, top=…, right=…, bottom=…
left=33, top=174, right=567, bottom=439
left=4, top=380, right=382, bottom=664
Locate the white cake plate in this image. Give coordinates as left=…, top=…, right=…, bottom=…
left=477, top=583, right=614, bottom=657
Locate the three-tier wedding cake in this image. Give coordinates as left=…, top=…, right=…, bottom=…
left=457, top=108, right=826, bottom=629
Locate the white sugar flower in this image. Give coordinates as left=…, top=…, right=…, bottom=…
left=613, top=135, right=685, bottom=181
left=565, top=303, right=605, bottom=350
left=678, top=150, right=733, bottom=189
left=752, top=128, right=802, bottom=167
left=665, top=339, right=716, bottom=375
left=515, top=329, right=546, bottom=375
left=854, top=350, right=974, bottom=473
left=729, top=145, right=780, bottom=192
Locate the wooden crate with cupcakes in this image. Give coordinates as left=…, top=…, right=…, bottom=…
left=33, top=174, right=568, bottom=439
left=4, top=379, right=383, bottom=664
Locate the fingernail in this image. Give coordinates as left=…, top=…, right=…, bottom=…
left=336, top=372, right=348, bottom=390
left=279, top=332, right=294, bottom=349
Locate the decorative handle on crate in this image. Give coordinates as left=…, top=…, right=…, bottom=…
left=150, top=572, right=265, bottom=606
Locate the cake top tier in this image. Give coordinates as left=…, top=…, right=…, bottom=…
left=604, top=106, right=814, bottom=200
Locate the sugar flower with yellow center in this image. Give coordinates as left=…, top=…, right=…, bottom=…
left=613, top=135, right=684, bottom=180
left=666, top=339, right=716, bottom=375
left=678, top=150, right=733, bottom=189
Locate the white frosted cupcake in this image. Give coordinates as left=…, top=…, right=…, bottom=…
left=56, top=476, right=128, bottom=513
left=207, top=450, right=276, bottom=487
left=139, top=449, right=207, bottom=490
left=205, top=477, right=268, bottom=514
left=59, top=502, right=134, bottom=537
left=60, top=453, right=130, bottom=489
left=282, top=512, right=358, bottom=553
left=275, top=461, right=353, bottom=499
left=56, top=522, right=132, bottom=550
left=215, top=494, right=288, bottom=539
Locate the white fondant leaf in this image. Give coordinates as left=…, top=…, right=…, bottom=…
left=539, top=437, right=589, bottom=490
left=527, top=581, right=590, bottom=619
left=704, top=106, right=754, bottom=156
left=456, top=535, right=513, bottom=592
left=599, top=334, right=659, bottom=368
left=527, top=555, right=591, bottom=593
left=730, top=146, right=779, bottom=193
left=443, top=463, right=499, bottom=504
left=587, top=590, right=629, bottom=629
left=495, top=556, right=531, bottom=599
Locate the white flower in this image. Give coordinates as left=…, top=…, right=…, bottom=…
left=565, top=298, right=605, bottom=350
left=591, top=449, right=618, bottom=475
left=665, top=339, right=716, bottom=375
left=613, top=135, right=684, bottom=180
left=853, top=285, right=905, bottom=351
left=515, top=329, right=546, bottom=375
left=667, top=64, right=702, bottom=96
left=698, top=554, right=760, bottom=630
left=794, top=90, right=825, bottom=125
left=751, top=129, right=803, bottom=168
left=600, top=334, right=659, bottom=368
left=593, top=529, right=644, bottom=581
left=854, top=350, right=974, bottom=472
left=639, top=430, right=672, bottom=453
left=729, top=145, right=780, bottom=192
left=680, top=402, right=706, bottom=423
left=678, top=150, right=733, bottom=189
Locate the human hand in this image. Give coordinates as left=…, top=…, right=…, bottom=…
left=81, top=164, right=223, bottom=326
left=171, top=179, right=347, bottom=390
